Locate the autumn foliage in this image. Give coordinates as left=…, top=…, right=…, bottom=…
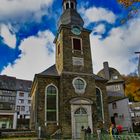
left=123, top=76, right=140, bottom=101
left=118, top=0, right=140, bottom=7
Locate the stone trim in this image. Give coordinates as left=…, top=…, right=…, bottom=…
left=72, top=77, right=87, bottom=94
left=45, top=83, right=59, bottom=126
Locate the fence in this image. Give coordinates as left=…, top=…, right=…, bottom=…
left=87, top=133, right=140, bottom=140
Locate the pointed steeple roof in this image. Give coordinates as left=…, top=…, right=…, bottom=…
left=58, top=0, right=84, bottom=28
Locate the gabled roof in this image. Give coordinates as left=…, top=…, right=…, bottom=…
left=38, top=65, right=59, bottom=77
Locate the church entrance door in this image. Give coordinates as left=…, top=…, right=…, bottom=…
left=70, top=98, right=93, bottom=139
left=74, top=107, right=88, bottom=138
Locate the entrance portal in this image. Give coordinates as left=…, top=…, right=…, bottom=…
left=70, top=98, right=93, bottom=139
left=74, top=108, right=88, bottom=138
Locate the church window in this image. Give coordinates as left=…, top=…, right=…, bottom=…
left=75, top=107, right=87, bottom=115
left=45, top=85, right=58, bottom=124
left=96, top=87, right=104, bottom=121
left=71, top=2, right=74, bottom=9
left=66, top=3, right=69, bottom=9
left=58, top=44, right=60, bottom=55
left=73, top=38, right=81, bottom=51
left=73, top=77, right=86, bottom=94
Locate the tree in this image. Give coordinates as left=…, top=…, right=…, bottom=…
left=118, top=0, right=140, bottom=7
left=123, top=76, right=140, bottom=101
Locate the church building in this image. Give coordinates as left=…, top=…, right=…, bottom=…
left=30, top=0, right=109, bottom=138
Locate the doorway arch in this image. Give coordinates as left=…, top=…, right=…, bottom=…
left=74, top=107, right=88, bottom=138
left=70, top=98, right=93, bottom=139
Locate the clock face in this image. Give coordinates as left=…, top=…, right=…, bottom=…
left=71, top=26, right=81, bottom=35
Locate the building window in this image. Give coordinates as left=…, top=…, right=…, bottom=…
left=2, top=124, right=6, bottom=129
left=19, top=92, right=24, bottom=97
left=21, top=106, right=25, bottom=111
left=96, top=87, right=104, bottom=121
left=72, top=38, right=82, bottom=51
left=18, top=99, right=24, bottom=104
left=112, top=75, right=118, bottom=80
left=66, top=2, right=69, bottom=9
left=114, top=113, right=118, bottom=118
left=0, top=104, right=3, bottom=109
left=114, top=84, right=121, bottom=91
left=112, top=102, right=117, bottom=109
left=17, top=106, right=20, bottom=111
left=10, top=104, right=15, bottom=110
left=45, top=84, right=58, bottom=124
left=28, top=100, right=31, bottom=104
left=71, top=2, right=74, bottom=9
left=72, top=77, right=86, bottom=94
left=58, top=44, right=60, bottom=55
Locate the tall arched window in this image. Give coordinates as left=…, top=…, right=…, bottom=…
left=66, top=2, right=69, bottom=9
left=71, top=2, right=74, bottom=9
left=45, top=84, right=58, bottom=124
left=96, top=87, right=104, bottom=121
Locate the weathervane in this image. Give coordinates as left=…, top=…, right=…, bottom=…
left=135, top=52, right=140, bottom=77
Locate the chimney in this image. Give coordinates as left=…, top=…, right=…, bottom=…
left=103, top=62, right=110, bottom=80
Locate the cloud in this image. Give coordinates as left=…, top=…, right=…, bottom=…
left=1, top=30, right=55, bottom=80
left=93, top=24, right=106, bottom=34
left=0, top=24, right=16, bottom=48
left=0, top=0, right=53, bottom=21
left=80, top=6, right=116, bottom=26
left=91, top=17, right=140, bottom=75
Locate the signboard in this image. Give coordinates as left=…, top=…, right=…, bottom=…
left=72, top=57, right=84, bottom=66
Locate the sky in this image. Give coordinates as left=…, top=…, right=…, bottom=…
left=0, top=0, right=140, bottom=80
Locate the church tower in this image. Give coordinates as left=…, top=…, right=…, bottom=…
left=54, top=0, right=93, bottom=75
left=30, top=0, right=109, bottom=139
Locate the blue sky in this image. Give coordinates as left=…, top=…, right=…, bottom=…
left=0, top=0, right=140, bottom=80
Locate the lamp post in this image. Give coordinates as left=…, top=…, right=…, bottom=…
left=135, top=52, right=140, bottom=77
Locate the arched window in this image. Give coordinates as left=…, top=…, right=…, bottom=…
left=96, top=87, right=104, bottom=121
left=72, top=77, right=87, bottom=94
left=45, top=84, right=58, bottom=124
left=71, top=2, right=74, bottom=9
left=66, top=2, right=69, bottom=9
left=75, top=107, right=87, bottom=115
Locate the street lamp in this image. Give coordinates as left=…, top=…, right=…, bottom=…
left=135, top=52, right=140, bottom=77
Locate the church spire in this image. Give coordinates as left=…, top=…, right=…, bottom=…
left=58, top=0, right=84, bottom=28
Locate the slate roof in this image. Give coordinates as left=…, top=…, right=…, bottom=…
left=38, top=65, right=106, bottom=82
left=97, top=67, right=124, bottom=83
left=0, top=75, right=32, bottom=92
left=58, top=9, right=84, bottom=28
left=0, top=75, right=16, bottom=91
left=93, top=74, right=107, bottom=81
left=16, top=79, right=32, bottom=92
left=38, top=65, right=59, bottom=77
